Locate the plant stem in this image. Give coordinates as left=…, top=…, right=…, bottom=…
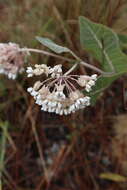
left=64, top=63, right=78, bottom=76
left=21, top=48, right=116, bottom=77
left=20, top=48, right=74, bottom=62
left=31, top=119, right=49, bottom=182
left=80, top=61, right=115, bottom=77
left=70, top=50, right=116, bottom=77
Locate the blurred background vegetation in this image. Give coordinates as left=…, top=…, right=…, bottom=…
left=1, top=0, right=127, bottom=189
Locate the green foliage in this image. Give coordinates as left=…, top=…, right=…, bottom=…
left=79, top=16, right=127, bottom=103
left=1, top=1, right=127, bottom=189
left=118, top=33, right=127, bottom=50
left=36, top=36, right=71, bottom=54
left=36, top=16, right=127, bottom=104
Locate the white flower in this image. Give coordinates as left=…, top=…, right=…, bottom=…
left=91, top=74, right=97, bottom=81
left=26, top=64, right=97, bottom=115
left=50, top=64, right=62, bottom=78
left=26, top=67, right=34, bottom=77
left=87, top=80, right=95, bottom=86
left=54, top=91, right=66, bottom=100
left=0, top=68, right=4, bottom=74
left=8, top=73, right=16, bottom=80
left=36, top=99, right=43, bottom=105
left=26, top=64, right=50, bottom=77
left=26, top=67, right=33, bottom=73
left=85, top=84, right=91, bottom=92
left=33, top=81, right=42, bottom=91
left=63, top=109, right=68, bottom=115
left=58, top=102, right=62, bottom=109
left=78, top=74, right=97, bottom=92
left=55, top=107, right=61, bottom=114
left=31, top=90, right=38, bottom=97
left=0, top=42, right=27, bottom=79
left=27, top=87, right=33, bottom=93
left=77, top=76, right=88, bottom=87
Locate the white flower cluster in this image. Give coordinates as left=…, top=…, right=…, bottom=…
left=0, top=42, right=26, bottom=79
left=26, top=64, right=50, bottom=77
left=27, top=85, right=90, bottom=115
left=78, top=74, right=97, bottom=92
left=49, top=64, right=62, bottom=78
left=26, top=64, right=62, bottom=78
left=26, top=64, right=97, bottom=115
left=0, top=65, right=17, bottom=79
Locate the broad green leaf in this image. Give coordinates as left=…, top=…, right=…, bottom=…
left=118, top=33, right=127, bottom=45
left=118, top=33, right=127, bottom=50
left=100, top=172, right=127, bottom=182
left=36, top=36, right=70, bottom=54
left=79, top=16, right=127, bottom=103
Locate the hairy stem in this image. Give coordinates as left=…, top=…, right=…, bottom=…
left=70, top=50, right=116, bottom=76
left=20, top=48, right=73, bottom=62
left=64, top=63, right=78, bottom=76
left=21, top=48, right=116, bottom=77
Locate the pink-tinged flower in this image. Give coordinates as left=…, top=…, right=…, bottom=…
left=0, top=42, right=27, bottom=79
left=26, top=64, right=97, bottom=115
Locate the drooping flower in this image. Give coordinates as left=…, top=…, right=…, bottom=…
left=26, top=64, right=97, bottom=115
left=78, top=74, right=97, bottom=92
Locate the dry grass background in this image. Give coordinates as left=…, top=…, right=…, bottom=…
left=0, top=0, right=127, bottom=189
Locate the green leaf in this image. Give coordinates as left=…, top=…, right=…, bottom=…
left=118, top=33, right=127, bottom=44
left=118, top=33, right=127, bottom=50
left=79, top=16, right=127, bottom=103
left=100, top=172, right=127, bottom=182
left=36, top=36, right=70, bottom=54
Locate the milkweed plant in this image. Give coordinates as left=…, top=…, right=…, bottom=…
left=0, top=16, right=127, bottom=115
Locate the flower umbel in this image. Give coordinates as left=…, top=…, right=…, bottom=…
left=0, top=42, right=27, bottom=79
left=26, top=64, right=97, bottom=115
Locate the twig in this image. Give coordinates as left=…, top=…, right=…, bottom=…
left=69, top=50, right=116, bottom=76
left=24, top=99, right=49, bottom=185
left=30, top=116, right=49, bottom=182
left=80, top=61, right=115, bottom=77
left=64, top=63, right=78, bottom=76
left=20, top=48, right=73, bottom=62
left=20, top=48, right=116, bottom=77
